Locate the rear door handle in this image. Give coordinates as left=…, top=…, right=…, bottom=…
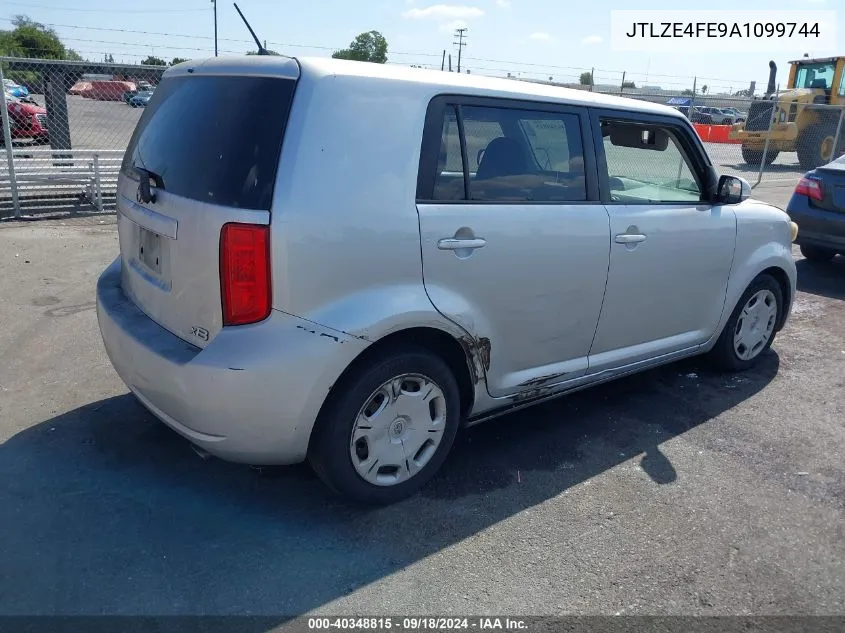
left=437, top=238, right=487, bottom=251
left=614, top=233, right=647, bottom=244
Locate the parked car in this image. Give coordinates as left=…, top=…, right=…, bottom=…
left=122, top=81, right=154, bottom=104
left=1, top=98, right=48, bottom=144
left=128, top=90, right=154, bottom=107
left=96, top=56, right=799, bottom=504
left=785, top=153, right=845, bottom=262
left=675, top=105, right=714, bottom=124
left=697, top=106, right=735, bottom=125
left=717, top=108, right=740, bottom=124
left=723, top=107, right=747, bottom=123
left=3, top=79, right=29, bottom=99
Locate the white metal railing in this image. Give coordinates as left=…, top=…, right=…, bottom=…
left=0, top=148, right=123, bottom=217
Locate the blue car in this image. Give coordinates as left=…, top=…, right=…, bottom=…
left=786, top=153, right=845, bottom=263
left=128, top=90, right=154, bottom=108
left=3, top=79, right=29, bottom=99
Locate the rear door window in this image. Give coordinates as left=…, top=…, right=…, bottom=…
left=428, top=103, right=587, bottom=203
left=121, top=75, right=295, bottom=210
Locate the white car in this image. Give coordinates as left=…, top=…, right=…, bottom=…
left=698, top=106, right=735, bottom=125
left=723, top=107, right=747, bottom=123
left=96, top=56, right=799, bottom=504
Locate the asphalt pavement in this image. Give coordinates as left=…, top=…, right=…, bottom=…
left=0, top=191, right=843, bottom=618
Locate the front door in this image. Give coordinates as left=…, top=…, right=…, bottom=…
left=587, top=114, right=736, bottom=373
left=416, top=98, right=610, bottom=397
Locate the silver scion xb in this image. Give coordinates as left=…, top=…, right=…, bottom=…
left=96, top=55, right=799, bottom=505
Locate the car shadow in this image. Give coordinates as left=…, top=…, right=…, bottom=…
left=0, top=353, right=778, bottom=617
left=796, top=256, right=845, bottom=300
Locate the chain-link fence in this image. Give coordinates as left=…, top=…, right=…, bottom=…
left=2, top=55, right=844, bottom=219
left=1, top=57, right=165, bottom=219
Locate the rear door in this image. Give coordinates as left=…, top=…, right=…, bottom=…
left=116, top=62, right=297, bottom=347
left=416, top=96, right=610, bottom=397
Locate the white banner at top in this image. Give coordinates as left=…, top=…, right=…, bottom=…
left=610, top=10, right=837, bottom=53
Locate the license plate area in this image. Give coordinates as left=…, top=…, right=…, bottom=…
left=139, top=227, right=163, bottom=275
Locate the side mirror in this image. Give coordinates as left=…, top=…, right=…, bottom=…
left=717, top=175, right=751, bottom=204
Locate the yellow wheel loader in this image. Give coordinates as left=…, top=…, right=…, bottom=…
left=730, top=58, right=845, bottom=170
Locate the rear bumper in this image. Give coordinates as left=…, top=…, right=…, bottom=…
left=96, top=257, right=370, bottom=465
left=787, top=199, right=845, bottom=253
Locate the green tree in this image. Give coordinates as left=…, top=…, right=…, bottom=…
left=579, top=71, right=593, bottom=86
left=621, top=80, right=636, bottom=89
left=170, top=57, right=189, bottom=66
left=141, top=56, right=167, bottom=66
left=682, top=88, right=694, bottom=96
left=700, top=84, right=708, bottom=94
left=0, top=16, right=82, bottom=90
left=0, top=30, right=22, bottom=57
left=332, top=30, right=387, bottom=63
left=0, top=15, right=80, bottom=59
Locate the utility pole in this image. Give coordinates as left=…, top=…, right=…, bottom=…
left=441, top=49, right=446, bottom=71
left=688, top=76, right=697, bottom=121
left=449, top=54, right=452, bottom=72
left=211, top=0, right=218, bottom=56
left=454, top=27, right=467, bottom=73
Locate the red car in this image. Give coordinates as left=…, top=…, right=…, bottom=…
left=4, top=98, right=49, bottom=144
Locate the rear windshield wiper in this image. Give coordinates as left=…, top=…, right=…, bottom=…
left=135, top=166, right=164, bottom=204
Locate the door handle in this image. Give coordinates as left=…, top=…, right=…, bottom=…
left=437, top=237, right=487, bottom=251
left=614, top=233, right=647, bottom=244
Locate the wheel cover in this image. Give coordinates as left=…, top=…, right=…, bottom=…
left=733, top=289, right=778, bottom=361
left=349, top=373, right=447, bottom=487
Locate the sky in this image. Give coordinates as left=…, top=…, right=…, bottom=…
left=0, top=0, right=841, bottom=95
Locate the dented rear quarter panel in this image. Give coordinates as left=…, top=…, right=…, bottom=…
left=268, top=62, right=492, bottom=406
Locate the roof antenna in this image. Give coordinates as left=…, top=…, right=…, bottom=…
left=233, top=2, right=269, bottom=55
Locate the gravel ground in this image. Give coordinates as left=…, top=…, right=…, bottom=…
left=0, top=195, right=842, bottom=619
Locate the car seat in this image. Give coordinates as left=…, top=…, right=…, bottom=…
left=476, top=137, right=530, bottom=180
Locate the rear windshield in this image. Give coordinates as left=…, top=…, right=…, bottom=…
left=121, top=75, right=295, bottom=210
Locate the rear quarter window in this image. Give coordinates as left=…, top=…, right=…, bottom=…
left=121, top=75, right=295, bottom=210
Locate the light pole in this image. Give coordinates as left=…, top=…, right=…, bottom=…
left=211, top=0, right=218, bottom=56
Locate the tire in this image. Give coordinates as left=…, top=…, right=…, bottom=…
left=797, top=122, right=840, bottom=171
left=800, top=244, right=837, bottom=263
left=308, top=346, right=461, bottom=505
left=707, top=274, right=783, bottom=372
left=741, top=145, right=779, bottom=166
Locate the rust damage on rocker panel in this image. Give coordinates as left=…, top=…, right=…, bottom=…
left=510, top=371, right=569, bottom=402
left=518, top=372, right=567, bottom=388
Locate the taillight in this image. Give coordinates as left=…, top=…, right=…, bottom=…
left=795, top=176, right=823, bottom=202
left=220, top=223, right=271, bottom=326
